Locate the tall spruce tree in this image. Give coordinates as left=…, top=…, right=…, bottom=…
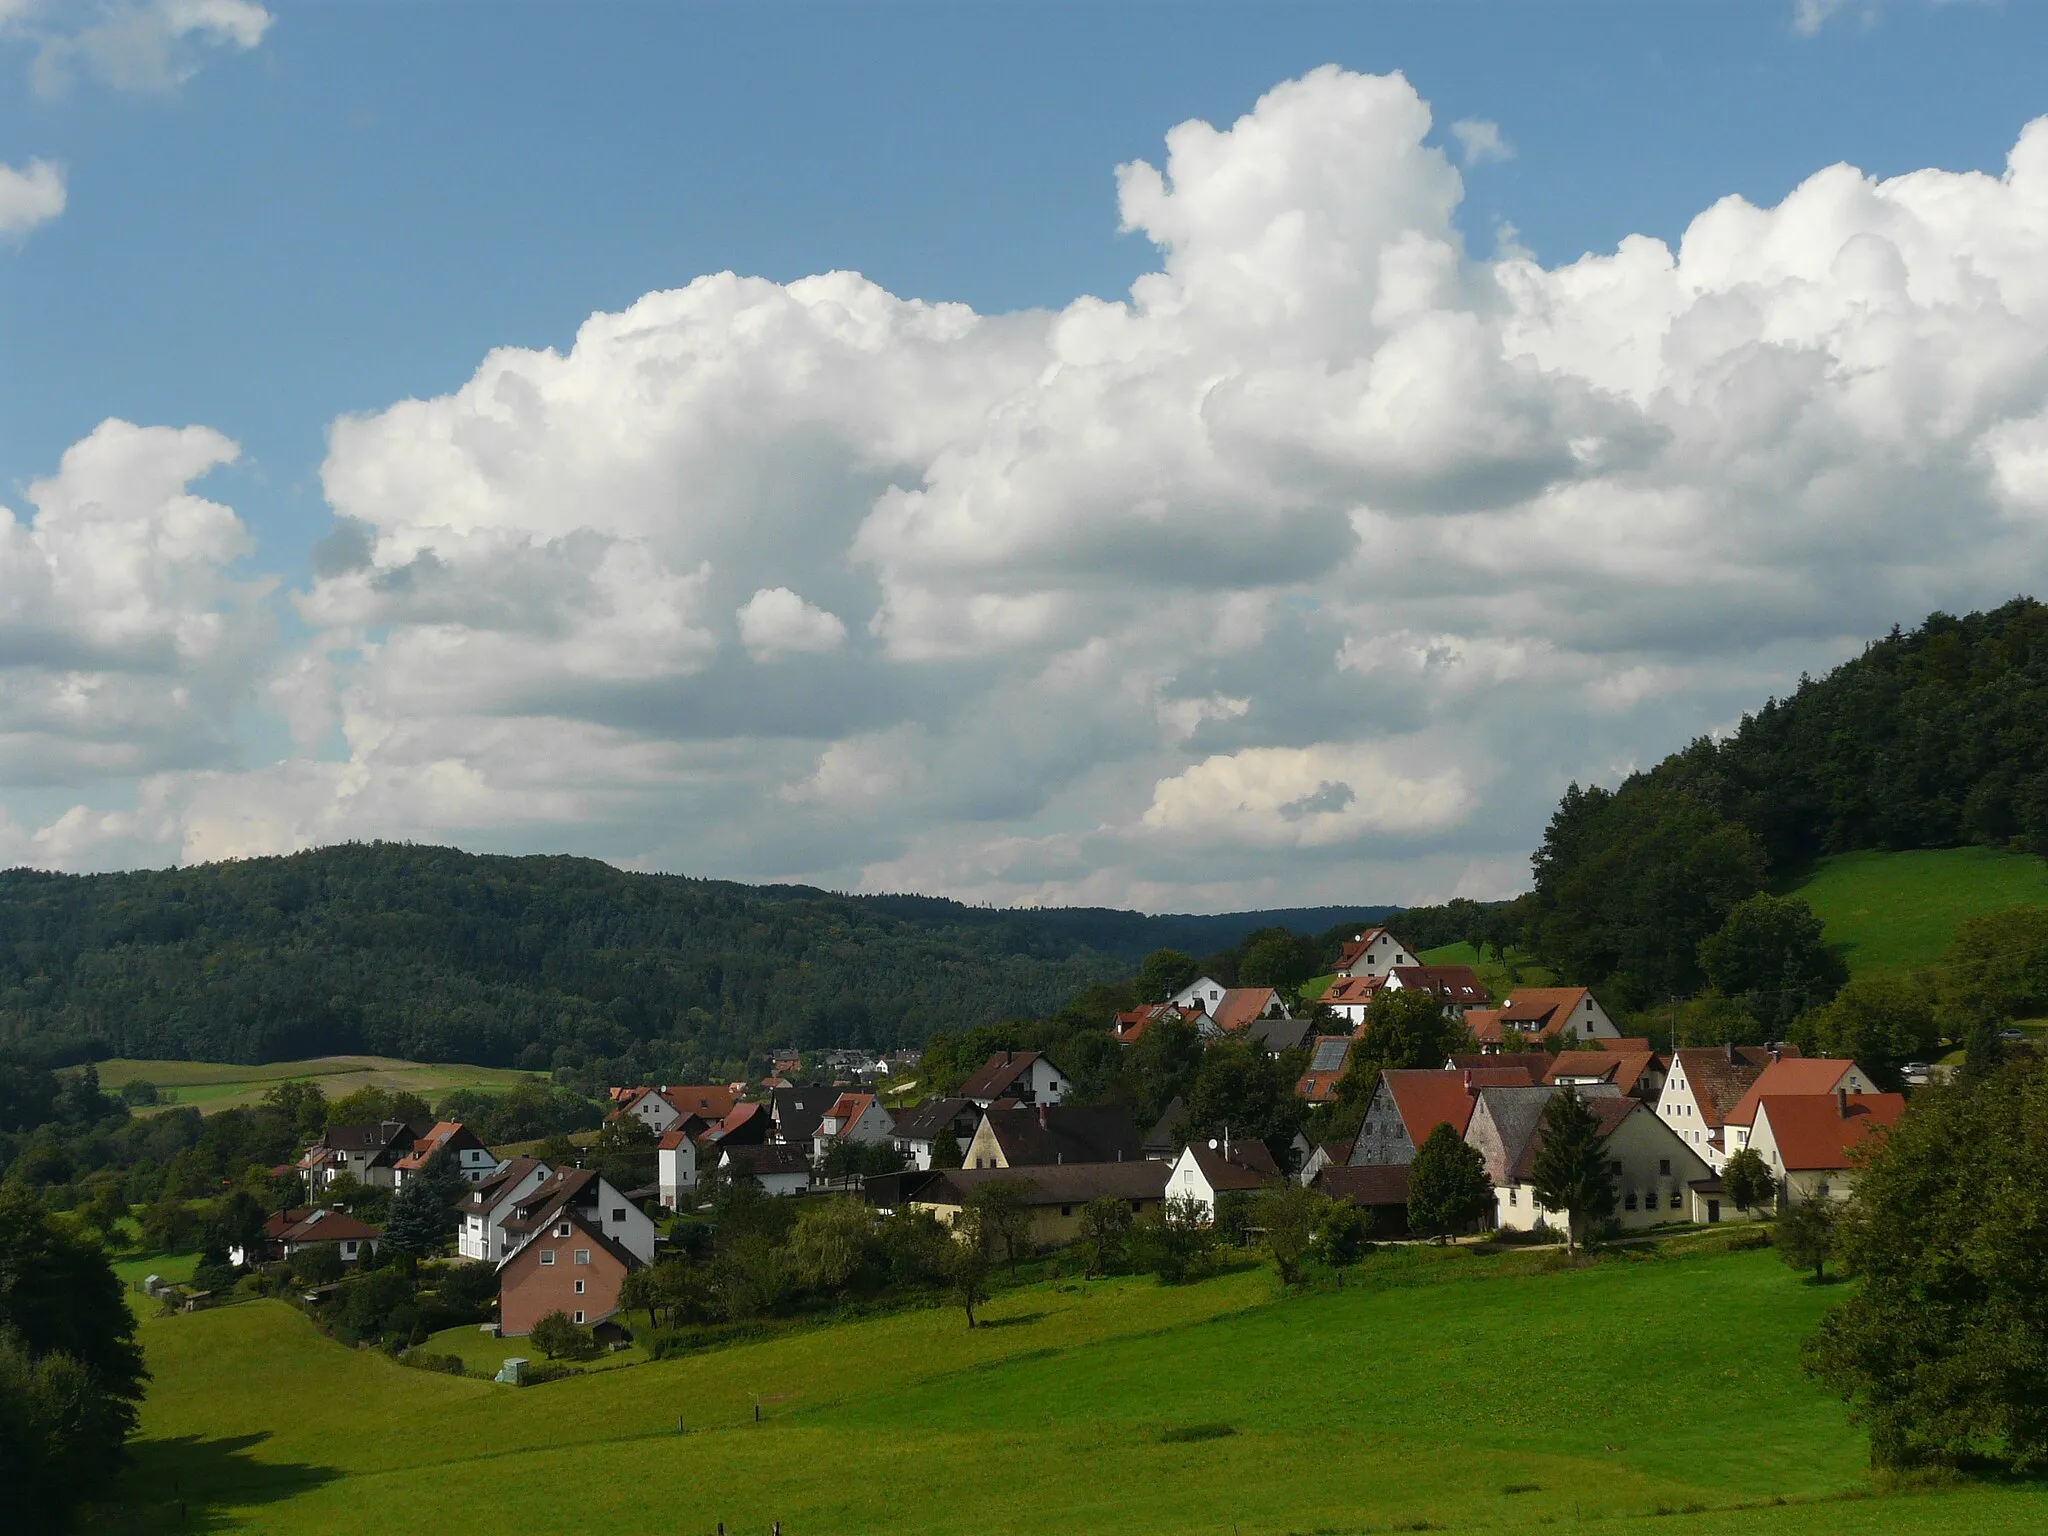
left=1528, top=1089, right=1616, bottom=1254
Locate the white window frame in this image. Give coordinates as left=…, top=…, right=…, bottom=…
left=539, top=1250, right=555, bottom=1266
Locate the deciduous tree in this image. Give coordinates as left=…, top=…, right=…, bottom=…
left=1527, top=1089, right=1615, bottom=1254
left=1406, top=1123, right=1492, bottom=1239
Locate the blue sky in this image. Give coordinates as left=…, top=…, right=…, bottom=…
left=4, top=1, right=2048, bottom=907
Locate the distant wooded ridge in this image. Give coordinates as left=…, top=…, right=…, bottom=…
left=0, top=841, right=1393, bottom=1072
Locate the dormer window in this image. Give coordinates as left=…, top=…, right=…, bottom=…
left=556, top=1222, right=572, bottom=1237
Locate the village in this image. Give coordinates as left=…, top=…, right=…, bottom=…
left=240, top=923, right=1904, bottom=1356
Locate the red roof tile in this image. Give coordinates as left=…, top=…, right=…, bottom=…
left=1755, top=1093, right=1904, bottom=1171
left=1725, top=1059, right=1864, bottom=1131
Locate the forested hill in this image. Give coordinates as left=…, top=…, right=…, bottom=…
left=1529, top=598, right=2048, bottom=1009
left=0, top=842, right=1388, bottom=1071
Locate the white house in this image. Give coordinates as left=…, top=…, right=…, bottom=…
left=957, top=1051, right=1070, bottom=1109
left=1657, top=1045, right=1785, bottom=1170
left=1488, top=1093, right=1712, bottom=1237
left=1334, top=926, right=1418, bottom=979
left=618, top=1084, right=737, bottom=1138
left=811, top=1092, right=896, bottom=1163
left=391, top=1121, right=504, bottom=1187
left=456, top=1156, right=555, bottom=1263
left=1719, top=1058, right=1878, bottom=1159
left=1169, top=976, right=1231, bottom=1014
left=1748, top=1091, right=1905, bottom=1208
left=720, top=1143, right=813, bottom=1197
left=496, top=1167, right=657, bottom=1268
left=656, top=1127, right=698, bottom=1210
left=1165, top=1138, right=1282, bottom=1221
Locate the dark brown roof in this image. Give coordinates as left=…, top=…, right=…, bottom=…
left=266, top=1207, right=382, bottom=1243
left=980, top=1104, right=1142, bottom=1167
left=319, top=1120, right=426, bottom=1155
left=461, top=1155, right=548, bottom=1212
left=1183, top=1139, right=1282, bottom=1191
left=958, top=1051, right=1060, bottom=1103
left=1143, top=1096, right=1188, bottom=1154
left=1509, top=1094, right=1640, bottom=1181
left=1449, top=1052, right=1553, bottom=1081
left=1387, top=966, right=1491, bottom=1006
left=500, top=1167, right=602, bottom=1235
left=496, top=1205, right=642, bottom=1277
left=913, top=1161, right=1171, bottom=1207
left=769, top=1084, right=844, bottom=1145
left=721, top=1143, right=813, bottom=1178
left=890, top=1097, right=977, bottom=1142
left=1673, top=1046, right=1786, bottom=1131
left=1314, top=1164, right=1411, bottom=1208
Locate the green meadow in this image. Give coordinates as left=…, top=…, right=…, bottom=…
left=1784, top=846, right=2048, bottom=977
left=100, top=1238, right=2045, bottom=1535
left=92, top=1056, right=538, bottom=1116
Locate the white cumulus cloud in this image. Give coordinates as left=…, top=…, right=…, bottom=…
left=737, top=587, right=848, bottom=659
left=1450, top=118, right=1514, bottom=166
left=0, top=157, right=64, bottom=240
left=15, top=65, right=2048, bottom=910
left=6, top=0, right=270, bottom=96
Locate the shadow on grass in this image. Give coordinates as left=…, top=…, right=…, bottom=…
left=86, top=1432, right=340, bottom=1533
left=975, top=1310, right=1048, bottom=1329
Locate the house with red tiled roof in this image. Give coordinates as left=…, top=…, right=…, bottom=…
left=618, top=1084, right=740, bottom=1137
left=1383, top=965, right=1491, bottom=1016
left=1295, top=1037, right=1354, bottom=1103
left=1468, top=987, right=1620, bottom=1046
left=1205, top=986, right=1291, bottom=1035
left=1168, top=1137, right=1284, bottom=1220
left=1720, top=1058, right=1878, bottom=1160
left=700, top=1100, right=771, bottom=1150
left=1320, top=972, right=1385, bottom=1028
left=812, top=1092, right=895, bottom=1163
left=1334, top=926, right=1419, bottom=979
left=392, top=1121, right=503, bottom=1187
left=229, top=1207, right=383, bottom=1268
left=1749, top=1091, right=1905, bottom=1208
left=1112, top=1001, right=1197, bottom=1046
left=1544, top=1050, right=1669, bottom=1103
left=1347, top=1067, right=1539, bottom=1167
left=1657, top=1044, right=1802, bottom=1168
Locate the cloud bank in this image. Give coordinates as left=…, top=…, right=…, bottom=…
left=13, top=65, right=2048, bottom=909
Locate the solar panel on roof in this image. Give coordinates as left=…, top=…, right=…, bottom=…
left=1310, top=1039, right=1349, bottom=1072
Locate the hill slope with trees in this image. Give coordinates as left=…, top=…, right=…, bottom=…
left=0, top=842, right=1389, bottom=1073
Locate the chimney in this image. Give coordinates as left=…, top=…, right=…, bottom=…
left=1725, top=1041, right=1737, bottom=1065
left=1463, top=1069, right=1473, bottom=1091
left=1837, top=1087, right=1850, bottom=1118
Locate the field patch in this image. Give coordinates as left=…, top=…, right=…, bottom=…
left=102, top=1241, right=2048, bottom=1534
left=1785, top=847, right=2048, bottom=976
left=91, top=1055, right=539, bottom=1115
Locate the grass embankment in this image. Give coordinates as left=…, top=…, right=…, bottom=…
left=104, top=1240, right=2047, bottom=1535
left=92, top=1056, right=538, bottom=1116
left=1417, top=940, right=1557, bottom=997
left=1784, top=846, right=2048, bottom=977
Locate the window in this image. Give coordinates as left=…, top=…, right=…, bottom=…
left=611, top=1208, right=625, bottom=1223
left=1508, top=1188, right=1518, bottom=1206
left=1060, top=1205, right=1073, bottom=1217
left=1624, top=1191, right=1638, bottom=1210
left=1658, top=1159, right=1672, bottom=1177
left=556, top=1222, right=572, bottom=1237
left=574, top=1248, right=591, bottom=1265
left=573, top=1310, right=585, bottom=1325
left=1670, top=1191, right=1683, bottom=1209
left=574, top=1279, right=585, bottom=1295
left=540, top=1250, right=555, bottom=1266
left=1609, top=1159, right=1623, bottom=1175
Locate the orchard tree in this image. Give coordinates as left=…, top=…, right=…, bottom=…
left=1528, top=1089, right=1616, bottom=1254
left=1721, top=1147, right=1776, bottom=1214
left=1255, top=1182, right=1331, bottom=1285
left=1406, top=1123, right=1492, bottom=1239
left=1077, top=1195, right=1133, bottom=1277
left=1775, top=1199, right=1838, bottom=1282
left=1806, top=1058, right=2048, bottom=1470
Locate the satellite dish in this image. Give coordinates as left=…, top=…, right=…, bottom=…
left=1207, top=1138, right=1218, bottom=1150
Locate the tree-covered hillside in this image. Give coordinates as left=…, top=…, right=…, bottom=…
left=0, top=842, right=1388, bottom=1072
left=1529, top=599, right=2048, bottom=1008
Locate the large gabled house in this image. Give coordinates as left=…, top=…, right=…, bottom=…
left=1720, top=1058, right=1878, bottom=1160
left=718, top=1143, right=813, bottom=1197
left=617, top=1084, right=740, bottom=1138
left=959, top=1051, right=1070, bottom=1109
left=496, top=1166, right=656, bottom=1268
left=812, top=1092, right=896, bottom=1163
left=1334, top=926, right=1419, bottom=979
left=1382, top=965, right=1492, bottom=1016
left=912, top=1162, right=1172, bottom=1249
left=1749, top=1091, right=1905, bottom=1208
left=308, top=1120, right=429, bottom=1195
left=1658, top=1045, right=1801, bottom=1169
left=1465, top=987, right=1621, bottom=1046
left=458, top=1156, right=556, bottom=1263
left=769, top=1084, right=845, bottom=1150
left=1486, top=1091, right=1712, bottom=1236
left=392, top=1121, right=503, bottom=1187
left=890, top=1097, right=982, bottom=1170
left=498, top=1206, right=643, bottom=1338
left=962, top=1103, right=1143, bottom=1170
left=1348, top=1067, right=1539, bottom=1166
left=1544, top=1050, right=1668, bottom=1103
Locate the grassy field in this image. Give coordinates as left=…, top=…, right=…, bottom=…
left=91, top=1056, right=539, bottom=1116
left=1417, top=940, right=1558, bottom=997
left=1785, top=846, right=2048, bottom=977
left=98, top=1238, right=2047, bottom=1535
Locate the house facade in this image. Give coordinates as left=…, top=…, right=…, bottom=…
left=497, top=1208, right=642, bottom=1336
left=812, top=1092, right=896, bottom=1163
left=1334, top=927, right=1418, bottom=979
left=392, top=1121, right=503, bottom=1187
left=957, top=1051, right=1070, bottom=1109
left=890, top=1097, right=982, bottom=1170
left=1491, top=1095, right=1712, bottom=1236
left=618, top=1084, right=739, bottom=1138
left=912, top=1162, right=1171, bottom=1248
left=496, top=1167, right=657, bottom=1267
left=457, top=1156, right=555, bottom=1263
left=1748, top=1091, right=1905, bottom=1207
left=1720, top=1058, right=1878, bottom=1159
left=1166, top=1139, right=1282, bottom=1219
left=308, top=1120, right=426, bottom=1195
left=1347, top=1067, right=1538, bottom=1166
left=719, top=1143, right=813, bottom=1197
left=656, top=1128, right=698, bottom=1210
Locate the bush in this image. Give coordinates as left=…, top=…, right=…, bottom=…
left=293, top=1245, right=345, bottom=1286
left=189, top=1262, right=240, bottom=1297
left=528, top=1309, right=599, bottom=1361
left=1127, top=1196, right=1215, bottom=1285
left=520, top=1360, right=577, bottom=1385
